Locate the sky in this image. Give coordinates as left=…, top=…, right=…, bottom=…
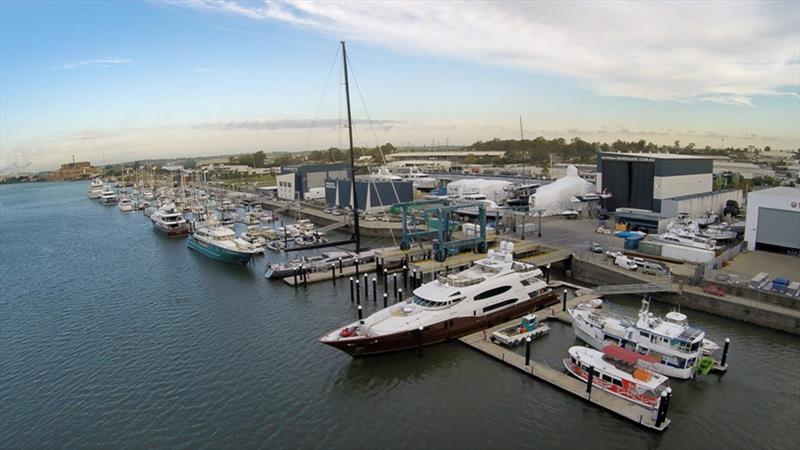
left=1, top=0, right=798, bottom=173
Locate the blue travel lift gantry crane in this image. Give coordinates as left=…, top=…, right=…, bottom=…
left=395, top=199, right=489, bottom=262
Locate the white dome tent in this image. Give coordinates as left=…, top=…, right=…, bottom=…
left=528, top=165, right=595, bottom=216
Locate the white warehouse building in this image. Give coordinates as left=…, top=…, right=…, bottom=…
left=744, top=187, right=800, bottom=252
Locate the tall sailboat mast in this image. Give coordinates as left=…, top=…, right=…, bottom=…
left=284, top=41, right=361, bottom=253
left=342, top=41, right=361, bottom=253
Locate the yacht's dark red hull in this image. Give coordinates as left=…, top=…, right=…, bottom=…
left=321, top=291, right=558, bottom=356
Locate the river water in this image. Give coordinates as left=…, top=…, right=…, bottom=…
left=1, top=181, right=798, bottom=449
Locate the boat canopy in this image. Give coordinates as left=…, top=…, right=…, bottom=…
left=602, top=345, right=659, bottom=364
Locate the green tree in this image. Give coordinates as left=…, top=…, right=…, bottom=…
left=252, top=151, right=267, bottom=168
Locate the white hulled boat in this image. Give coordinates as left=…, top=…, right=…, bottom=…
left=117, top=197, right=134, bottom=212
left=564, top=345, right=669, bottom=409
left=366, top=166, right=403, bottom=181
left=88, top=178, right=104, bottom=199
left=100, top=187, right=118, bottom=205
left=265, top=250, right=373, bottom=279
left=150, top=203, right=190, bottom=237
left=653, top=229, right=721, bottom=250
left=569, top=299, right=719, bottom=379
left=399, top=167, right=437, bottom=190
left=320, top=241, right=558, bottom=356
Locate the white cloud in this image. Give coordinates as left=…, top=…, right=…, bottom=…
left=171, top=0, right=800, bottom=105
left=52, top=57, right=132, bottom=70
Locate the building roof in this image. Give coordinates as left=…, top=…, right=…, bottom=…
left=749, top=186, right=800, bottom=199
left=600, top=151, right=712, bottom=160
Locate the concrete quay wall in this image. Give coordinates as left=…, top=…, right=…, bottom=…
left=571, top=257, right=800, bottom=335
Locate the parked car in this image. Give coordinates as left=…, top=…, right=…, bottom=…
left=614, top=255, right=638, bottom=270
left=703, top=285, right=726, bottom=297
left=632, top=257, right=646, bottom=266
left=642, top=262, right=668, bottom=276
left=605, top=250, right=622, bottom=259
left=590, top=242, right=604, bottom=253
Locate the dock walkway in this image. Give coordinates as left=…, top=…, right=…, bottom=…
left=459, top=331, right=669, bottom=431
left=459, top=292, right=670, bottom=431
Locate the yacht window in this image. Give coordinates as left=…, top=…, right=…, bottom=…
left=639, top=331, right=650, bottom=338
left=612, top=378, right=623, bottom=387
left=482, top=298, right=518, bottom=313
left=474, top=286, right=512, bottom=300
left=601, top=374, right=612, bottom=383
left=411, top=295, right=454, bottom=309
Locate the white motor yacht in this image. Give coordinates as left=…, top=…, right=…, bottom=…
left=117, top=197, right=134, bottom=212
left=150, top=203, right=190, bottom=237
left=366, top=166, right=403, bottom=181
left=320, top=241, right=558, bottom=356
left=569, top=299, right=720, bottom=379
left=100, top=187, right=118, bottom=205
left=88, top=178, right=104, bottom=199
left=399, top=167, right=437, bottom=190
left=187, top=226, right=258, bottom=264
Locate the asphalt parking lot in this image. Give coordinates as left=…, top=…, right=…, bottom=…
left=523, top=217, right=623, bottom=254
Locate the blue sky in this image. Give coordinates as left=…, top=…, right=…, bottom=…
left=1, top=0, right=798, bottom=173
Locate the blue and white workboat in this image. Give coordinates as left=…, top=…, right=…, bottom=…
left=187, top=226, right=258, bottom=264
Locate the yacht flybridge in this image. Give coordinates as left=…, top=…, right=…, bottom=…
left=320, top=241, right=558, bottom=356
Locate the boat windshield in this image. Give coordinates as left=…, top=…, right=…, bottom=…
left=411, top=295, right=462, bottom=309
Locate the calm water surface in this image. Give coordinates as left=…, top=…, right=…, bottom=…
left=1, top=181, right=798, bottom=449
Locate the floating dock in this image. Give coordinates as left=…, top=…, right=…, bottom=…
left=459, top=292, right=672, bottom=431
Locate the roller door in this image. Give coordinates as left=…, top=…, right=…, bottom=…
left=757, top=208, right=800, bottom=250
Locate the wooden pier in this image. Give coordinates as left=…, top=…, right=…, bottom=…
left=458, top=292, right=671, bottom=431
left=459, top=331, right=670, bottom=431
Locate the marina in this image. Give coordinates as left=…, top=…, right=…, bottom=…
left=2, top=6, right=799, bottom=448
left=2, top=178, right=799, bottom=449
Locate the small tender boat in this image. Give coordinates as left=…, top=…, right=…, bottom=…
left=490, top=314, right=550, bottom=346
left=265, top=240, right=287, bottom=252
left=564, top=345, right=669, bottom=410
left=294, top=233, right=327, bottom=247
left=187, top=226, right=258, bottom=264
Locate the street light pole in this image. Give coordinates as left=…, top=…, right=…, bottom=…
left=537, top=209, right=543, bottom=238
